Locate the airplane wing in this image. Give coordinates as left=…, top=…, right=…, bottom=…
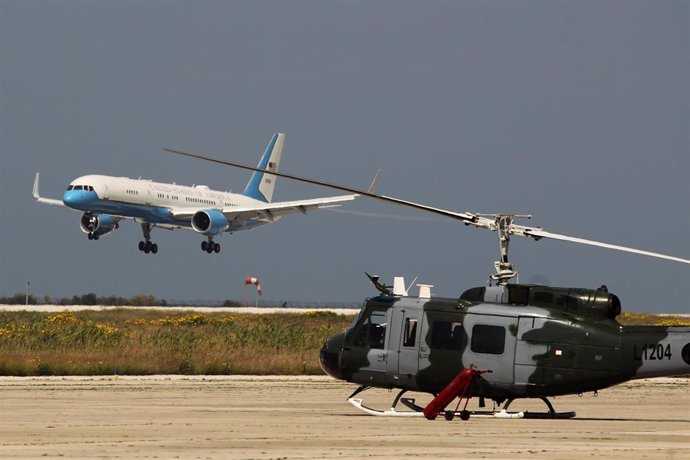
left=168, top=194, right=358, bottom=222
left=33, top=173, right=66, bottom=207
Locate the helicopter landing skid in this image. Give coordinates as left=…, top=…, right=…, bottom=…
left=347, top=397, right=525, bottom=419
left=503, top=397, right=576, bottom=419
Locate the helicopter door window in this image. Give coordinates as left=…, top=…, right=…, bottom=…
left=402, top=319, right=418, bottom=347
left=431, top=321, right=465, bottom=351
left=471, top=325, right=506, bottom=354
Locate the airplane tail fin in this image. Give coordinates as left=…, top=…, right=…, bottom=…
left=243, top=133, right=285, bottom=203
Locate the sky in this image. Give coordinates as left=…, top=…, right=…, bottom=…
left=0, top=1, right=688, bottom=312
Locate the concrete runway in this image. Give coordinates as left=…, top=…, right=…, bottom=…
left=1, top=376, right=689, bottom=459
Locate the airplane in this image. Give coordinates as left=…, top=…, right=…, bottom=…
left=163, top=145, right=690, bottom=420
left=33, top=133, right=357, bottom=254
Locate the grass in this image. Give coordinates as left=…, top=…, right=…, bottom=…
left=0, top=309, right=687, bottom=376
left=0, top=310, right=354, bottom=376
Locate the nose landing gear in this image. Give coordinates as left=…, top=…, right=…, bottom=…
left=201, top=240, right=221, bottom=254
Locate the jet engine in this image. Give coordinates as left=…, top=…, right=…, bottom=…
left=191, top=209, right=229, bottom=236
left=80, top=213, right=120, bottom=239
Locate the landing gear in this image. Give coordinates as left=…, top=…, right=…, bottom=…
left=502, top=397, right=576, bottom=419
left=201, top=239, right=221, bottom=254
left=138, top=240, right=158, bottom=254
left=138, top=223, right=158, bottom=255
left=87, top=232, right=99, bottom=240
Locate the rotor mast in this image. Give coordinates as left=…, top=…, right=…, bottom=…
left=474, top=214, right=533, bottom=285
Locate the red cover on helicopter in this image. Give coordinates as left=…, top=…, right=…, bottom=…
left=423, top=368, right=487, bottom=420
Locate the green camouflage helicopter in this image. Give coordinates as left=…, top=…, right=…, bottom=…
left=165, top=146, right=690, bottom=420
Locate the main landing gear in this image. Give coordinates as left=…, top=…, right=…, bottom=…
left=201, top=239, right=221, bottom=254
left=138, top=223, right=158, bottom=254
left=87, top=232, right=100, bottom=240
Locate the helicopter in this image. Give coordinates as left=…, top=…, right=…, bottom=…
left=163, top=145, right=690, bottom=420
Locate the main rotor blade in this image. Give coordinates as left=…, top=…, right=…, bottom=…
left=519, top=228, right=690, bottom=264
left=163, top=147, right=689, bottom=266
left=163, top=148, right=477, bottom=223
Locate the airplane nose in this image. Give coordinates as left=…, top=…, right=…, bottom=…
left=63, top=190, right=95, bottom=209
left=63, top=190, right=77, bottom=207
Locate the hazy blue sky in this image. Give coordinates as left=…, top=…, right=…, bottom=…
left=1, top=1, right=688, bottom=311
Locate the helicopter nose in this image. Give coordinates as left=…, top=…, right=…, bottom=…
left=319, top=333, right=345, bottom=379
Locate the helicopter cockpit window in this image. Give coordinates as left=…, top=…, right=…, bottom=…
left=471, top=325, right=505, bottom=354
left=354, top=310, right=387, bottom=350
left=402, top=318, right=418, bottom=347
left=431, top=321, right=465, bottom=351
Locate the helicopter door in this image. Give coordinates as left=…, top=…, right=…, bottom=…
left=462, top=314, right=518, bottom=384
left=386, top=308, right=423, bottom=384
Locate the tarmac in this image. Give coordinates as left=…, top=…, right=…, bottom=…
left=1, top=375, right=689, bottom=459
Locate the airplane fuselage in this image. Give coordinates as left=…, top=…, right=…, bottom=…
left=63, top=174, right=275, bottom=232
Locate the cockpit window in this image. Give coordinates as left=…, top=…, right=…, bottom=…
left=66, top=185, right=73, bottom=191
left=353, top=309, right=387, bottom=350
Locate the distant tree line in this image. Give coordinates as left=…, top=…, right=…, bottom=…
left=0, top=293, right=173, bottom=306
left=0, top=294, right=349, bottom=309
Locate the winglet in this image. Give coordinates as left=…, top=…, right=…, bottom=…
left=33, top=173, right=41, bottom=199
left=33, top=173, right=65, bottom=206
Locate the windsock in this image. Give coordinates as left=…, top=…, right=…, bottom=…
left=245, top=276, right=262, bottom=296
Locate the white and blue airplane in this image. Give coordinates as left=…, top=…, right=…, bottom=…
left=33, top=133, right=357, bottom=254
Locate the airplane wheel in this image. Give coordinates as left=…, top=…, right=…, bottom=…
left=460, top=410, right=470, bottom=421
left=444, top=411, right=454, bottom=421
left=144, top=245, right=150, bottom=254
left=206, top=244, right=213, bottom=254
left=151, top=243, right=158, bottom=254
left=88, top=233, right=93, bottom=240
left=93, top=233, right=99, bottom=240
left=213, top=243, right=220, bottom=253
left=139, top=241, right=145, bottom=251
left=201, top=241, right=208, bottom=251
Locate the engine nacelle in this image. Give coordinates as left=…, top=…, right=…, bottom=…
left=80, top=213, right=120, bottom=237
left=191, top=209, right=229, bottom=236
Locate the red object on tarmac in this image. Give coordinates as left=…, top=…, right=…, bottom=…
left=423, top=367, right=490, bottom=420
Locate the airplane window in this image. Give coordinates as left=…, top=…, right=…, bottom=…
left=402, top=318, right=417, bottom=347
left=66, top=186, right=73, bottom=190
left=74, top=185, right=83, bottom=190
left=471, top=325, right=505, bottom=355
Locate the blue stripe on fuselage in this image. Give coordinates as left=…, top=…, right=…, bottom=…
left=62, top=190, right=269, bottom=232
